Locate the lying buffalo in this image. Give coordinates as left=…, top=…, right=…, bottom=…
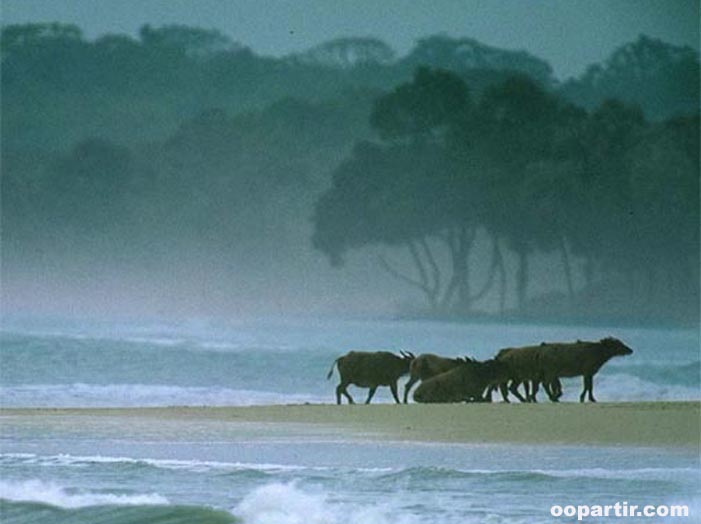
left=327, top=350, right=415, bottom=404
left=539, top=337, right=633, bottom=402
left=403, top=353, right=470, bottom=403
left=413, top=358, right=509, bottom=403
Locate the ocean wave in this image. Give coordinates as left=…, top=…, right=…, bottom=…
left=232, top=482, right=559, bottom=524
left=7, top=453, right=691, bottom=483
left=234, top=482, right=422, bottom=524
left=0, top=329, right=305, bottom=353
left=1, top=453, right=322, bottom=474
left=0, top=383, right=324, bottom=408
left=375, top=465, right=699, bottom=484
left=560, top=373, right=700, bottom=402
left=0, top=500, right=237, bottom=524
left=0, top=479, right=168, bottom=509
left=618, top=361, right=700, bottom=386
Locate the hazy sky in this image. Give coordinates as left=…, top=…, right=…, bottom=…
left=1, top=0, right=699, bottom=79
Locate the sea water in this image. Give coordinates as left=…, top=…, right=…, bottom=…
left=1, top=317, right=699, bottom=523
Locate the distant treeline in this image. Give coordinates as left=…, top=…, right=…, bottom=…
left=313, top=69, right=699, bottom=324
left=1, top=23, right=699, bottom=323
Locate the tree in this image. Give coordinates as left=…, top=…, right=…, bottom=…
left=39, top=138, right=138, bottom=257
left=465, top=75, right=581, bottom=310
left=371, top=66, right=471, bottom=142
left=313, top=141, right=453, bottom=310
left=295, top=37, right=395, bottom=68
left=401, top=34, right=554, bottom=87
left=315, top=68, right=504, bottom=313
left=561, top=35, right=700, bottom=120
left=138, top=24, right=239, bottom=57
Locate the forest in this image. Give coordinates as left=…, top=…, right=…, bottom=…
left=2, top=23, right=699, bottom=324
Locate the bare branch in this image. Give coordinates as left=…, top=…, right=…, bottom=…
left=378, top=254, right=429, bottom=294
left=495, top=238, right=507, bottom=314
left=418, top=236, right=441, bottom=294
left=407, top=240, right=429, bottom=289
left=469, top=235, right=499, bottom=303
left=438, top=227, right=458, bottom=254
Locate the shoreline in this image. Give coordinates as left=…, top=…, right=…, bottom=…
left=2, top=401, right=699, bottom=448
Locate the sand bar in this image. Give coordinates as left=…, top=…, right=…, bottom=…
left=2, top=402, right=699, bottom=448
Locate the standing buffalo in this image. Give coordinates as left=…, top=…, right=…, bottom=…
left=491, top=344, right=561, bottom=403
left=412, top=358, right=509, bottom=403
left=403, top=353, right=469, bottom=403
left=493, top=346, right=542, bottom=402
left=492, top=337, right=633, bottom=403
left=539, top=337, right=633, bottom=402
left=327, top=350, right=415, bottom=404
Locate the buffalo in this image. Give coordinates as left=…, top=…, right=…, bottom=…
left=492, top=338, right=633, bottom=403
left=539, top=337, right=633, bottom=402
left=493, top=345, right=560, bottom=403
left=413, top=358, right=509, bottom=403
left=327, top=350, right=415, bottom=405
left=403, top=353, right=470, bottom=403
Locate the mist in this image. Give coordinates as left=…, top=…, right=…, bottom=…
left=1, top=9, right=699, bottom=326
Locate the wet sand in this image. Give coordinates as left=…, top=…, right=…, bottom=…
left=3, top=402, right=699, bottom=447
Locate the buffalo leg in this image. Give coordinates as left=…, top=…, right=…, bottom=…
left=365, top=386, right=378, bottom=404
left=499, top=383, right=510, bottom=403
left=579, top=375, right=589, bottom=403
left=509, top=380, right=527, bottom=403
left=337, top=382, right=354, bottom=405
left=584, top=375, right=596, bottom=402
left=542, top=380, right=553, bottom=400
left=552, top=378, right=563, bottom=401
left=543, top=380, right=559, bottom=402
left=479, top=386, right=492, bottom=402
left=389, top=382, right=401, bottom=404
left=403, top=376, right=418, bottom=404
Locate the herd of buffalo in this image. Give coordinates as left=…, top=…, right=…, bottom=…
left=326, top=337, right=634, bottom=404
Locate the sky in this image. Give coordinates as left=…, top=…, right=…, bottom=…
left=1, top=0, right=699, bottom=80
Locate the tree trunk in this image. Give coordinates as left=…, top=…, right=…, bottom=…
left=495, top=239, right=507, bottom=315
left=378, top=238, right=442, bottom=312
left=516, top=249, right=529, bottom=312
left=455, top=226, right=472, bottom=313
left=468, top=233, right=501, bottom=306
left=559, top=235, right=574, bottom=301
left=439, top=225, right=475, bottom=314
left=583, top=254, right=594, bottom=290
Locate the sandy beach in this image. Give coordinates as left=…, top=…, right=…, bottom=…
left=3, top=401, right=699, bottom=448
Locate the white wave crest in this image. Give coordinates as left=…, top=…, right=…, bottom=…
left=234, top=482, right=421, bottom=524
left=1, top=453, right=319, bottom=473
left=0, top=383, right=323, bottom=407
left=0, top=479, right=169, bottom=508
left=1, top=453, right=396, bottom=476
left=529, top=467, right=699, bottom=482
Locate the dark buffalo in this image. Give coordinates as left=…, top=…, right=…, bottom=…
left=327, top=350, right=415, bottom=404
left=539, top=337, right=633, bottom=402
left=413, top=358, right=509, bottom=404
left=403, top=353, right=469, bottom=403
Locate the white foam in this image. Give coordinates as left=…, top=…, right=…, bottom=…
left=0, top=479, right=169, bottom=508
left=122, top=336, right=186, bottom=347
left=234, top=482, right=420, bottom=524
left=1, top=453, right=316, bottom=472
left=0, top=453, right=396, bottom=475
